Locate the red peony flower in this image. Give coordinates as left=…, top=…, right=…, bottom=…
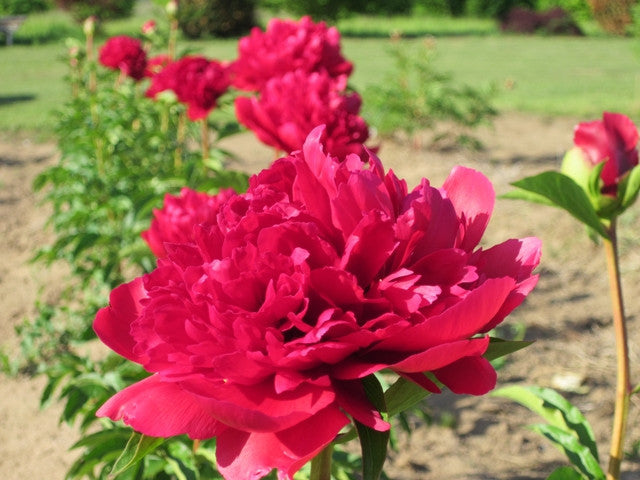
left=231, top=15, right=353, bottom=92
left=235, top=70, right=370, bottom=159
left=141, top=19, right=156, bottom=36
left=94, top=126, right=540, bottom=479
left=142, top=187, right=236, bottom=258
left=99, top=35, right=147, bottom=81
left=573, top=112, right=639, bottom=196
left=146, top=56, right=231, bottom=120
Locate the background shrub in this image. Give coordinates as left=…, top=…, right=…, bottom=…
left=177, top=0, right=256, bottom=38
left=55, top=0, right=136, bottom=22
left=0, top=0, right=51, bottom=15
left=587, top=0, right=634, bottom=34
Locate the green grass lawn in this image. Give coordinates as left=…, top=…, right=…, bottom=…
left=0, top=6, right=639, bottom=138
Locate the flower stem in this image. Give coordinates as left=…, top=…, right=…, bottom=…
left=309, top=444, right=332, bottom=480
left=201, top=118, right=209, bottom=162
left=604, top=222, right=631, bottom=480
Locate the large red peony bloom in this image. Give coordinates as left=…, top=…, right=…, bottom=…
left=142, top=187, right=236, bottom=258
left=231, top=16, right=353, bottom=92
left=146, top=56, right=231, bottom=121
left=99, top=35, right=147, bottom=81
left=573, top=112, right=639, bottom=196
left=95, top=126, right=540, bottom=479
left=235, top=70, right=370, bottom=159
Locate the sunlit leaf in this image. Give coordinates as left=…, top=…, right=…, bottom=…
left=506, top=171, right=608, bottom=239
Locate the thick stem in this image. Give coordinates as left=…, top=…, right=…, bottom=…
left=604, top=223, right=631, bottom=480
left=309, top=444, right=332, bottom=480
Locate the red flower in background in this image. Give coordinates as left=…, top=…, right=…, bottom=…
left=94, top=127, right=540, bottom=479
left=235, top=70, right=370, bottom=158
left=142, top=187, right=236, bottom=258
left=99, top=35, right=147, bottom=81
left=574, top=112, right=639, bottom=196
left=231, top=15, right=353, bottom=92
left=146, top=56, right=231, bottom=120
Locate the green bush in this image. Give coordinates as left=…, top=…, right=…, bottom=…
left=177, top=0, right=256, bottom=38
left=0, top=0, right=51, bottom=15
left=363, top=39, right=497, bottom=149
left=260, top=0, right=413, bottom=21
left=465, top=0, right=536, bottom=18
left=536, top=0, right=592, bottom=22
left=55, top=0, right=136, bottom=22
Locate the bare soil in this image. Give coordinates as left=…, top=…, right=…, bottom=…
left=2, top=112, right=640, bottom=479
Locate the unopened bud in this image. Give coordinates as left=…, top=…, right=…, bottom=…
left=166, top=0, right=178, bottom=18
left=83, top=16, right=96, bottom=36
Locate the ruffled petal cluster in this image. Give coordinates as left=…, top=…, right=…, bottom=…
left=95, top=127, right=540, bottom=479
left=146, top=56, right=231, bottom=120
left=99, top=35, right=148, bottom=81
left=573, top=112, right=639, bottom=196
left=231, top=16, right=352, bottom=92
left=235, top=70, right=370, bottom=158
left=142, top=187, right=237, bottom=258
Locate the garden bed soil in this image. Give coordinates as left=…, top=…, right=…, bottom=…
left=2, top=112, right=640, bottom=479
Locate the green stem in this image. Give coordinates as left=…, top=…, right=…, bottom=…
left=309, top=444, right=332, bottom=480
left=201, top=118, right=209, bottom=162
left=604, top=222, right=631, bottom=480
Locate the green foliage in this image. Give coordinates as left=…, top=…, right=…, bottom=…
left=362, top=39, right=497, bottom=149
left=56, top=0, right=137, bottom=22
left=260, top=0, right=413, bottom=21
left=492, top=385, right=605, bottom=480
left=177, top=0, right=256, bottom=38
left=465, top=0, right=536, bottom=18
left=0, top=0, right=51, bottom=15
left=504, top=171, right=609, bottom=239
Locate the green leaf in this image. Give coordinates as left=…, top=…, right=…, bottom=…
left=506, top=171, right=609, bottom=239
left=530, top=424, right=604, bottom=480
left=546, top=466, right=584, bottom=480
left=385, top=376, right=432, bottom=418
left=619, top=163, right=640, bottom=211
left=492, top=385, right=598, bottom=462
left=356, top=376, right=390, bottom=480
left=483, top=338, right=532, bottom=362
left=108, top=432, right=165, bottom=478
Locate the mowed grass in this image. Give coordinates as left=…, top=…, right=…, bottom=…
left=0, top=7, right=639, bottom=137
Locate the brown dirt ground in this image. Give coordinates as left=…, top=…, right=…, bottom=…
left=2, top=112, right=640, bottom=479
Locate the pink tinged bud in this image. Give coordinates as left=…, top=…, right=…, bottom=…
left=142, top=20, right=156, bottom=35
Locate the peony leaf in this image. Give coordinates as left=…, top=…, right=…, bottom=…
left=483, top=338, right=532, bottom=362
left=355, top=375, right=390, bottom=480
left=505, top=171, right=609, bottom=239
left=546, top=466, right=584, bottom=480
left=619, top=164, right=640, bottom=211
left=109, top=432, right=165, bottom=478
left=529, top=424, right=604, bottom=480
left=492, top=385, right=600, bottom=474
left=385, top=376, right=432, bottom=418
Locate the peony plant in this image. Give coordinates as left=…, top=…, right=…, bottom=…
left=505, top=112, right=640, bottom=480
left=94, top=126, right=541, bottom=479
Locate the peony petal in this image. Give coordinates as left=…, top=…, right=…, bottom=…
left=390, top=336, right=490, bottom=373
left=441, top=166, right=495, bottom=252
left=96, top=375, right=224, bottom=439
left=179, top=377, right=336, bottom=433
left=433, top=355, right=497, bottom=395
left=376, top=277, right=515, bottom=351
left=216, top=404, right=349, bottom=480
left=333, top=379, right=390, bottom=431
left=93, top=278, right=146, bottom=363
